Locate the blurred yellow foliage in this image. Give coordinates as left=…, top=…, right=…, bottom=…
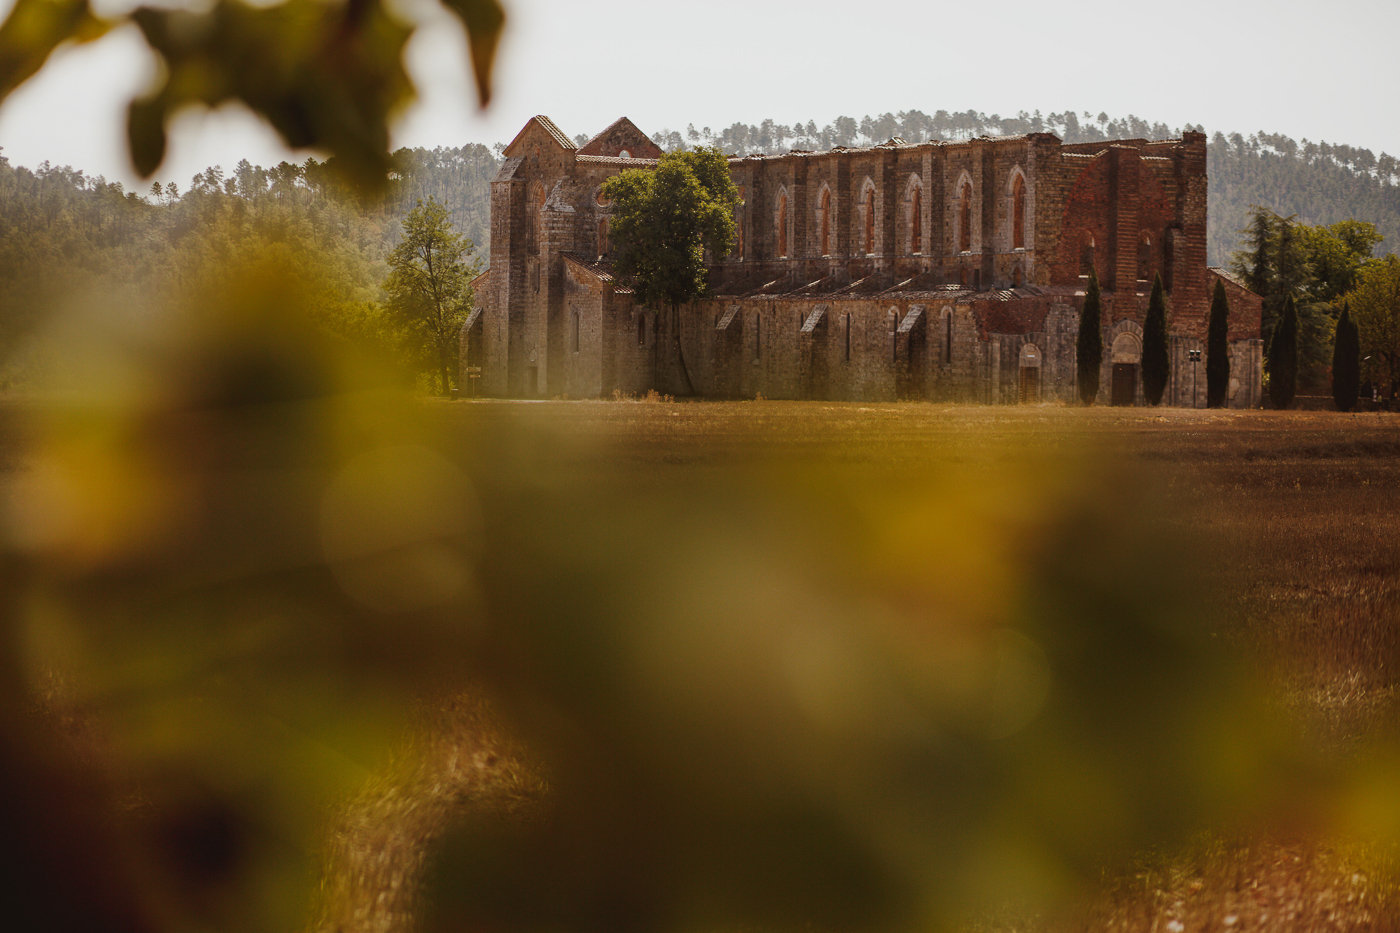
left=0, top=254, right=1381, bottom=933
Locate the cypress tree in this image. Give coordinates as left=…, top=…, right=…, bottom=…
left=1141, top=273, right=1170, bottom=405
left=1332, top=303, right=1360, bottom=412
left=1244, top=207, right=1273, bottom=299
left=1206, top=278, right=1231, bottom=408
left=1267, top=294, right=1299, bottom=409
left=1076, top=267, right=1103, bottom=405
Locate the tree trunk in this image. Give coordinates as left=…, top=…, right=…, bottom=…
left=671, top=303, right=694, bottom=396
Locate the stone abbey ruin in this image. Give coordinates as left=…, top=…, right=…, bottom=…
left=462, top=115, right=1263, bottom=405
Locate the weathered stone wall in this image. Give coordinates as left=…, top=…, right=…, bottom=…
left=470, top=116, right=1260, bottom=407
left=1209, top=269, right=1265, bottom=344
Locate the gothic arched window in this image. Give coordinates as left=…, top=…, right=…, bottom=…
left=911, top=185, right=923, bottom=254
left=958, top=179, right=973, bottom=253
left=1011, top=174, right=1026, bottom=249
left=777, top=191, right=788, bottom=259
left=819, top=187, right=831, bottom=257
left=864, top=185, right=876, bottom=255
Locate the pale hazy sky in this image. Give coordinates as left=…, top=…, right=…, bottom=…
left=1, top=0, right=1397, bottom=189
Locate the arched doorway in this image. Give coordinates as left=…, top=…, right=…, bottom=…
left=1018, top=343, right=1041, bottom=403
left=1111, top=332, right=1141, bottom=406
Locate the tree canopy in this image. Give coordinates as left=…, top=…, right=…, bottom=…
left=602, top=147, right=738, bottom=311
left=385, top=198, right=481, bottom=395
left=1231, top=207, right=1383, bottom=391
left=1346, top=254, right=1400, bottom=398
left=602, top=147, right=738, bottom=393
left=1332, top=303, right=1360, bottom=411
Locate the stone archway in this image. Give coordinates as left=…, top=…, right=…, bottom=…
left=1111, top=331, right=1141, bottom=406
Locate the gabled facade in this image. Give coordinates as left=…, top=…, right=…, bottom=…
left=463, top=115, right=1263, bottom=406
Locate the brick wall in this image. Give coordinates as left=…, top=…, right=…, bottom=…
left=470, top=117, right=1257, bottom=406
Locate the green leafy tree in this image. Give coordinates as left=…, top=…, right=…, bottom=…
left=1142, top=273, right=1170, bottom=405
left=1331, top=303, right=1360, bottom=411
left=1076, top=267, right=1103, bottom=404
left=1230, top=208, right=1383, bottom=392
left=602, top=147, right=738, bottom=394
left=1267, top=294, right=1299, bottom=408
left=385, top=198, right=481, bottom=395
left=1347, top=254, right=1400, bottom=399
left=1299, top=221, right=1383, bottom=302
left=1206, top=278, right=1231, bottom=408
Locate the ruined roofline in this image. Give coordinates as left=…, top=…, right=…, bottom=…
left=562, top=254, right=635, bottom=293
left=576, top=154, right=659, bottom=166
left=1059, top=133, right=1202, bottom=156
left=513, top=114, right=1194, bottom=169
left=1209, top=266, right=1258, bottom=294
left=719, top=130, right=1072, bottom=166
left=502, top=115, right=577, bottom=156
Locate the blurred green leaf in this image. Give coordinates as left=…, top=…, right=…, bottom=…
left=0, top=0, right=108, bottom=104
left=442, top=0, right=504, bottom=107
left=3, top=0, right=507, bottom=186
left=126, top=92, right=167, bottom=178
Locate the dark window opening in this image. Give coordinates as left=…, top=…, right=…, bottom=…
left=864, top=186, right=876, bottom=254
left=1011, top=174, right=1026, bottom=249
left=820, top=188, right=831, bottom=256
left=911, top=186, right=922, bottom=254
left=959, top=180, right=973, bottom=252
left=777, top=193, right=788, bottom=258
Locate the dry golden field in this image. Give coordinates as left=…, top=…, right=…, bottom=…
left=353, top=401, right=1400, bottom=933
left=4, top=398, right=1400, bottom=933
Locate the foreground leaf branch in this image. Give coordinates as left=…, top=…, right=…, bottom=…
left=0, top=0, right=506, bottom=187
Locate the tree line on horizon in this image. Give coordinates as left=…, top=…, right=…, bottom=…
left=0, top=145, right=493, bottom=391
